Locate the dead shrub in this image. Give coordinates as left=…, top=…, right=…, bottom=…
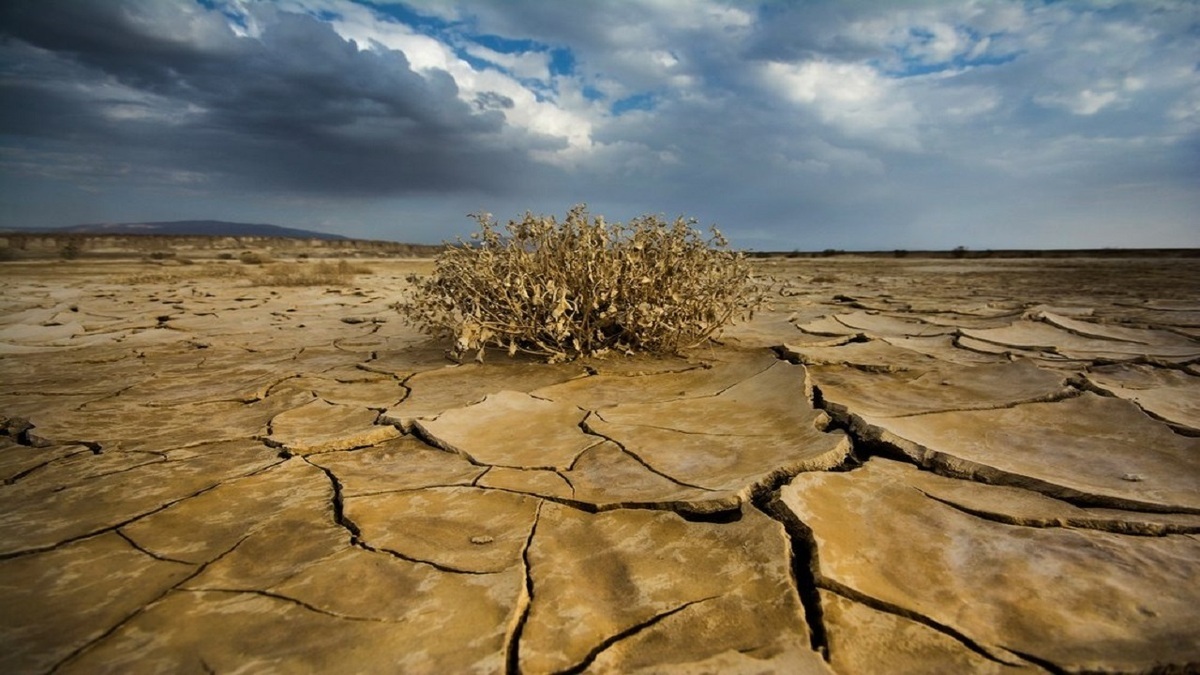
left=398, top=205, right=764, bottom=362
left=113, top=261, right=246, bottom=284
left=254, top=260, right=372, bottom=286
left=238, top=251, right=269, bottom=265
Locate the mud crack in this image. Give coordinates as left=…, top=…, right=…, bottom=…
left=0, top=458, right=286, bottom=561
left=299, top=456, right=360, bottom=540
left=555, top=595, right=719, bottom=675
left=192, top=588, right=400, bottom=623
left=578, top=412, right=714, bottom=492
left=49, top=535, right=250, bottom=673
left=504, top=500, right=543, bottom=675
left=810, top=384, right=1200, bottom=515
left=817, top=581, right=1030, bottom=668
left=753, top=493, right=829, bottom=661
left=916, top=489, right=1200, bottom=537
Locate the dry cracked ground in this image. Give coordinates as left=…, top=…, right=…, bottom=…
left=1, top=256, right=1198, bottom=674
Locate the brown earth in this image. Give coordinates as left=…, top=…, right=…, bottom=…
left=1, top=254, right=1198, bottom=673
left=0, top=233, right=439, bottom=261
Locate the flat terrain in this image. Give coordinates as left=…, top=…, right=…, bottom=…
left=1, top=256, right=1198, bottom=673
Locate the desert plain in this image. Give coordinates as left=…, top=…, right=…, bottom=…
left=1, top=252, right=1198, bottom=674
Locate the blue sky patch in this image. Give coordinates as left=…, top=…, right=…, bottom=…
left=353, top=0, right=457, bottom=35
left=195, top=0, right=251, bottom=30
left=549, top=48, right=575, bottom=77
left=878, top=24, right=1021, bottom=78
left=471, top=34, right=545, bottom=55
left=612, top=92, right=656, bottom=115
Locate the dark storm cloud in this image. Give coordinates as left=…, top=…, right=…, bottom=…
left=0, top=0, right=538, bottom=196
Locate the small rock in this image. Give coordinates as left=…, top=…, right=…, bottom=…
left=470, top=535, right=494, bottom=545
left=1122, top=473, right=1145, bottom=482
left=2, top=417, right=33, bottom=437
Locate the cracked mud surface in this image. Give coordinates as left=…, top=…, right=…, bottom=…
left=2, top=256, right=1199, bottom=673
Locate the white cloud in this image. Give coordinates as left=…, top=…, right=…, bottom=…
left=265, top=0, right=605, bottom=163
left=764, top=60, right=880, bottom=107
left=603, top=0, right=753, bottom=37
left=907, top=21, right=970, bottom=64
left=1167, top=90, right=1200, bottom=127
left=931, top=85, right=1001, bottom=120
left=1014, top=6, right=1199, bottom=120
left=204, top=0, right=263, bottom=39
left=1036, top=88, right=1121, bottom=116
left=761, top=59, right=920, bottom=151
left=278, top=1, right=452, bottom=69
left=846, top=5, right=1023, bottom=74
left=462, top=43, right=551, bottom=81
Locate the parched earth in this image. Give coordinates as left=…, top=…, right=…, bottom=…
left=1, top=256, right=1198, bottom=674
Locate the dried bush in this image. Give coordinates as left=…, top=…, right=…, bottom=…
left=238, top=251, right=269, bottom=265
left=113, top=259, right=372, bottom=286
left=398, top=205, right=764, bottom=362
left=113, top=261, right=247, bottom=285
left=254, top=260, right=372, bottom=287
left=59, top=241, right=81, bottom=260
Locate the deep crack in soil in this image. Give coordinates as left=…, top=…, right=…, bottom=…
left=504, top=500, right=543, bottom=675
left=751, top=493, right=830, bottom=661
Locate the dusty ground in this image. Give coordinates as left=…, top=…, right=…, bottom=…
left=1, top=255, right=1198, bottom=673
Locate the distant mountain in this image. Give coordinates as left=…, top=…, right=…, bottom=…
left=45, top=220, right=349, bottom=240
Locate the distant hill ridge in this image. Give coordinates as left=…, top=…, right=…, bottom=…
left=49, top=220, right=348, bottom=240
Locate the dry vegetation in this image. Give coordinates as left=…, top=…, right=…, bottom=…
left=254, top=259, right=373, bottom=286
left=398, top=205, right=764, bottom=362
left=113, top=258, right=372, bottom=286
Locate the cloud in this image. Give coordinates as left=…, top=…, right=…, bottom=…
left=0, top=0, right=540, bottom=197
left=0, top=0, right=1196, bottom=249
left=761, top=59, right=921, bottom=151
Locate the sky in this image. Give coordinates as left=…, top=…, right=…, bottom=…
left=0, top=0, right=1197, bottom=251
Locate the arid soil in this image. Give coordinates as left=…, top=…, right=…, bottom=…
left=1, top=255, right=1198, bottom=673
